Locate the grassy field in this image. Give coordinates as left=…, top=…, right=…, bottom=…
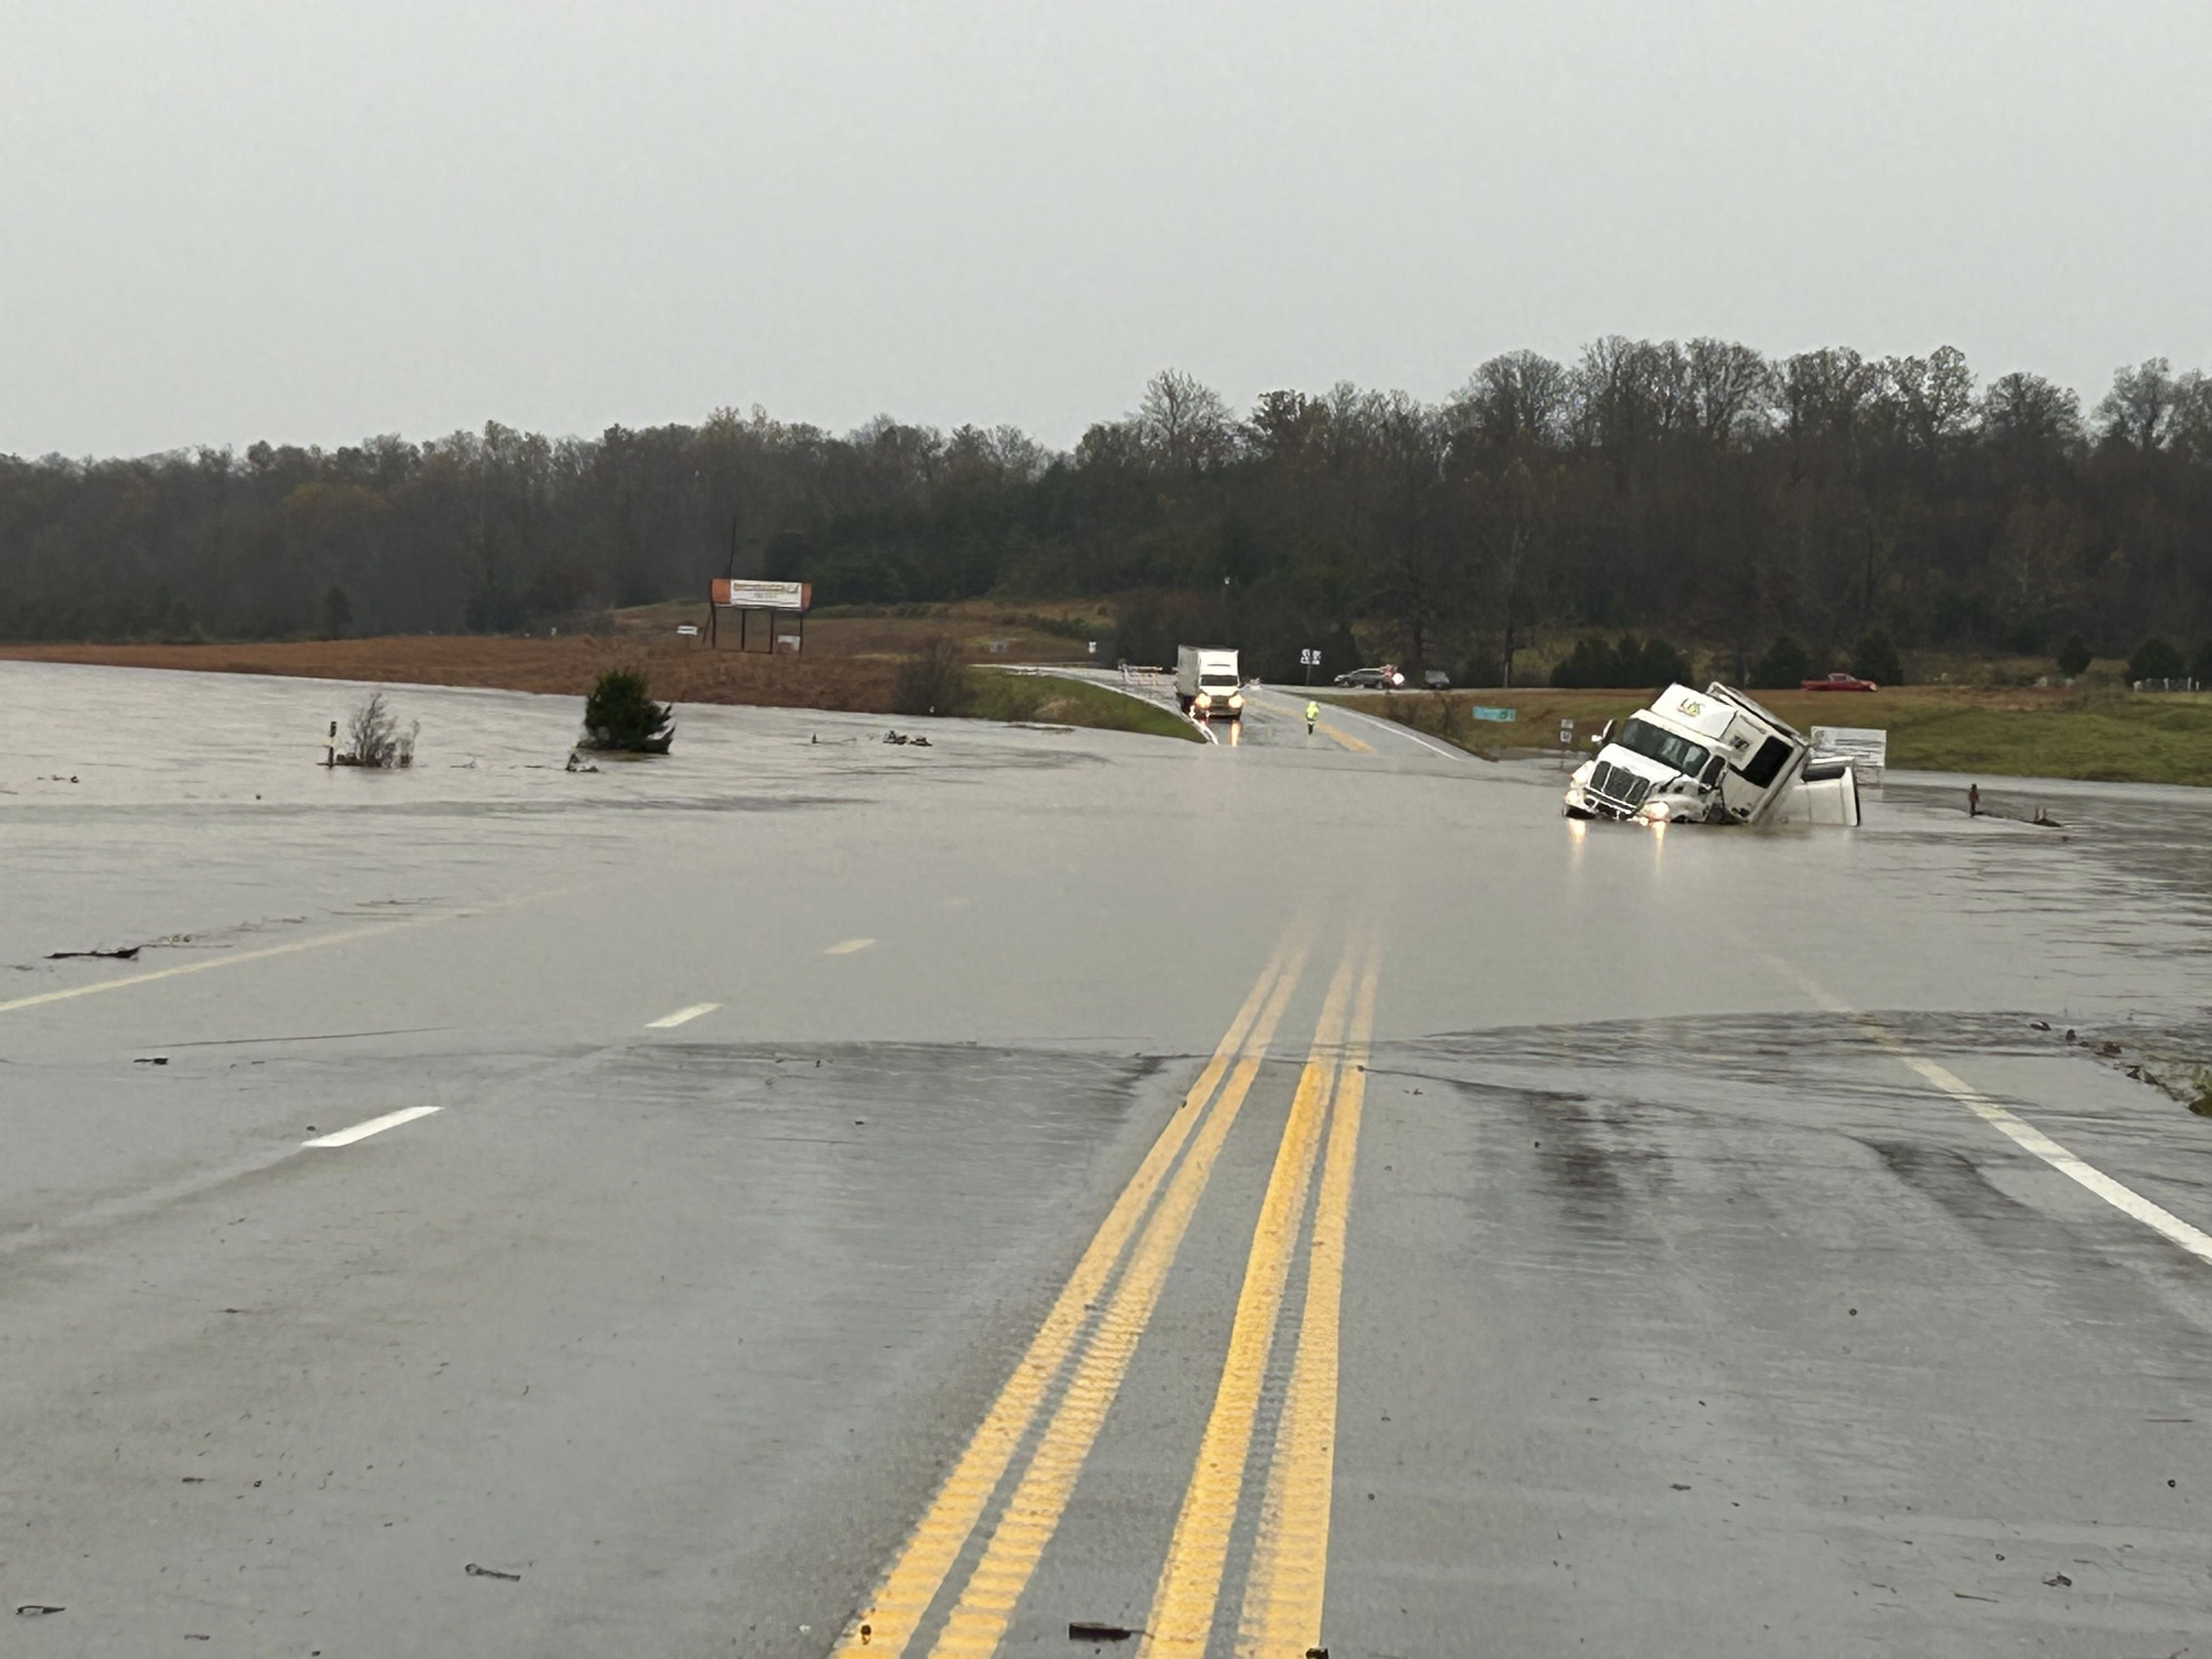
left=1345, top=685, right=2212, bottom=787
left=963, top=669, right=1201, bottom=742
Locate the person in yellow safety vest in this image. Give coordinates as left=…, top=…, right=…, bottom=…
left=1305, top=700, right=1319, bottom=735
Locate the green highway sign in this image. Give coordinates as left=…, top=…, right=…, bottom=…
left=1469, top=706, right=1517, bottom=723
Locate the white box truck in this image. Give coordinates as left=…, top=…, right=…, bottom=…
left=1564, top=682, right=1860, bottom=827
left=1175, top=646, right=1245, bottom=720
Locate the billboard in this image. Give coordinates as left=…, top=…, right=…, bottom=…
left=711, top=578, right=811, bottom=611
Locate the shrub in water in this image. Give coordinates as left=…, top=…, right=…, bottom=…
left=341, top=691, right=416, bottom=768
left=582, top=669, right=674, bottom=751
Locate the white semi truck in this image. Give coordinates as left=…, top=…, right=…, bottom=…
left=1175, top=646, right=1244, bottom=720
left=1564, top=681, right=1860, bottom=827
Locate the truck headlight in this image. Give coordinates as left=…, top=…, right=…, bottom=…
left=1640, top=800, right=1672, bottom=822
left=1195, top=692, right=1211, bottom=707
left=1227, top=693, right=1244, bottom=709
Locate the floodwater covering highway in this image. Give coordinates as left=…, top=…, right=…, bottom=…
left=3, top=659, right=2209, bottom=1657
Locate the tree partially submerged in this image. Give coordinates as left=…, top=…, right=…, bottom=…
left=337, top=691, right=416, bottom=768
left=580, top=668, right=674, bottom=752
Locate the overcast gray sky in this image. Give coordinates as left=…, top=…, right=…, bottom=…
left=4, top=1, right=2207, bottom=458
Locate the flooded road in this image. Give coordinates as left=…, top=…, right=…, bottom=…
left=3, top=659, right=2208, bottom=1656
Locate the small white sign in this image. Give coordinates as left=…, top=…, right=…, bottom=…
left=1559, top=719, right=1575, bottom=745
left=1087, top=640, right=1098, bottom=656
left=1299, top=647, right=1322, bottom=667
left=676, top=624, right=698, bottom=636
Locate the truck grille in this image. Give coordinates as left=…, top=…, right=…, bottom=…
left=1588, top=759, right=1651, bottom=814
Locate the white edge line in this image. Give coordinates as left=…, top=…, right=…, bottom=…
left=1762, top=951, right=2212, bottom=1267
left=1897, top=1053, right=2212, bottom=1265
left=302, top=1105, right=442, bottom=1148
left=646, top=1001, right=722, bottom=1029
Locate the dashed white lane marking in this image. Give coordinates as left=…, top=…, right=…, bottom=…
left=646, top=1002, right=721, bottom=1029
left=825, top=938, right=877, bottom=956
left=302, top=1106, right=442, bottom=1148
left=1770, top=953, right=2212, bottom=1268
left=1894, top=1052, right=2212, bottom=1266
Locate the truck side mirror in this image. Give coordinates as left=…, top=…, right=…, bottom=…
left=1596, top=720, right=1615, bottom=745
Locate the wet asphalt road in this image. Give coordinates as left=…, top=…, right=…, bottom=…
left=3, top=660, right=2210, bottom=1657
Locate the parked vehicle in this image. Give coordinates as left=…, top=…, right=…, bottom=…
left=1175, top=645, right=1245, bottom=719
left=1333, top=664, right=1404, bottom=688
left=1802, top=672, right=1879, bottom=691
left=1564, top=682, right=1860, bottom=827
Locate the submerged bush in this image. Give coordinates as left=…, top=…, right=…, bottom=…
left=340, top=691, right=416, bottom=768
left=581, top=668, right=674, bottom=751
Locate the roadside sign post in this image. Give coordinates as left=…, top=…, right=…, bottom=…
left=708, top=578, right=812, bottom=654
left=1559, top=718, right=1575, bottom=747
left=1299, top=647, right=1321, bottom=686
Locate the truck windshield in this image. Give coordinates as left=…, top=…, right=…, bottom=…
left=1200, top=674, right=1239, bottom=687
left=1615, top=716, right=1709, bottom=776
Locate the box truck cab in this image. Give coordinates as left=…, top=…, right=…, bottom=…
left=1176, top=646, right=1244, bottom=720
left=1564, top=682, right=1860, bottom=827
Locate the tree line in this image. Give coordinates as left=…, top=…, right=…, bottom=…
left=4, top=343, right=2209, bottom=686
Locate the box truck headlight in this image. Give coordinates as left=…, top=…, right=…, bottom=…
left=1640, top=799, right=1672, bottom=822
left=1227, top=693, right=1244, bottom=709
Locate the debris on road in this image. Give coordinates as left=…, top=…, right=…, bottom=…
left=135, top=1056, right=170, bottom=1065
left=563, top=751, right=600, bottom=772
left=464, top=1562, right=522, bottom=1581
left=1068, top=1621, right=1139, bottom=1641
left=2044, top=1572, right=2072, bottom=1587
left=882, top=730, right=933, bottom=747
left=47, top=944, right=139, bottom=960
left=15, top=1605, right=66, bottom=1617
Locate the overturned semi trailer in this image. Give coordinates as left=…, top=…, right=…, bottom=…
left=1564, top=682, right=1860, bottom=827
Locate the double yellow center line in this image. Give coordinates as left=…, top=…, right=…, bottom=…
left=1141, top=930, right=1378, bottom=1658
left=837, top=921, right=1381, bottom=1659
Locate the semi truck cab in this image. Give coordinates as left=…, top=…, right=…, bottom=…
left=1564, top=682, right=1859, bottom=827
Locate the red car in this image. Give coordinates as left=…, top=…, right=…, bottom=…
left=1802, top=672, right=1878, bottom=691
